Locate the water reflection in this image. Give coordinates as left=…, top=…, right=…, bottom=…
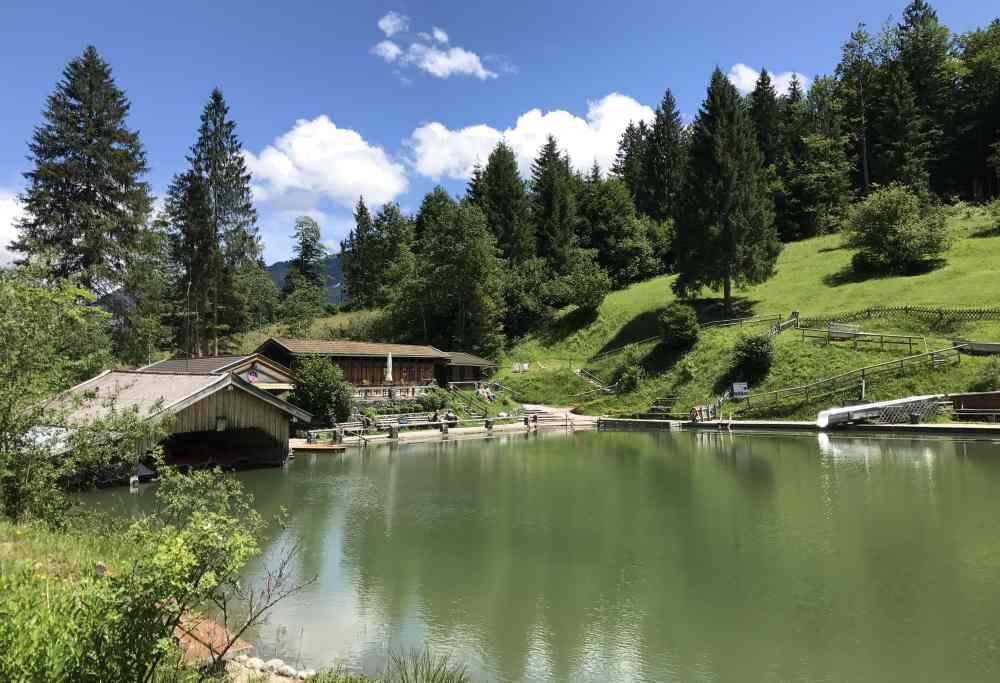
left=86, top=430, right=1000, bottom=681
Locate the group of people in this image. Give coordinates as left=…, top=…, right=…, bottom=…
left=476, top=383, right=497, bottom=403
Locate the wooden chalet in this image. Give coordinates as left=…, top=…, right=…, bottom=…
left=442, top=351, right=498, bottom=385
left=254, top=337, right=500, bottom=399
left=139, top=353, right=296, bottom=392
left=57, top=370, right=311, bottom=468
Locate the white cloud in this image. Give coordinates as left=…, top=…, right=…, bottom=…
left=406, top=92, right=655, bottom=180
left=0, top=190, right=24, bottom=266
left=431, top=27, right=449, bottom=43
left=244, top=115, right=409, bottom=209
left=402, top=43, right=496, bottom=80
left=371, top=40, right=402, bottom=63
left=727, top=63, right=810, bottom=96
left=377, top=11, right=408, bottom=37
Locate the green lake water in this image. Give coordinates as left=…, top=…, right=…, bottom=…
left=90, top=430, right=1000, bottom=681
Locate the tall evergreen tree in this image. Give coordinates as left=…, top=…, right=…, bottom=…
left=340, top=197, right=373, bottom=305
left=750, top=69, right=782, bottom=169
left=872, top=60, right=931, bottom=189
left=13, top=46, right=152, bottom=292
left=836, top=25, right=878, bottom=192
left=775, top=74, right=811, bottom=240
left=530, top=135, right=577, bottom=274
left=639, top=89, right=686, bottom=221
left=612, top=120, right=649, bottom=205
left=284, top=216, right=326, bottom=295
left=674, top=69, right=781, bottom=312
left=957, top=20, right=1000, bottom=198
left=476, top=141, right=535, bottom=260
left=896, top=0, right=954, bottom=192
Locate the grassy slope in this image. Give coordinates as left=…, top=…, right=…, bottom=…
left=234, top=308, right=380, bottom=354
left=499, top=206, right=1000, bottom=417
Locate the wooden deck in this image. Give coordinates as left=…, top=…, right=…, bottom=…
left=289, top=438, right=346, bottom=454
left=598, top=417, right=1000, bottom=439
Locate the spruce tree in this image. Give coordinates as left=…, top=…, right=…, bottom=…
left=639, top=90, right=686, bottom=222
left=284, top=216, right=326, bottom=295
left=872, top=60, right=931, bottom=190
left=612, top=120, right=649, bottom=206
left=13, top=46, right=152, bottom=292
left=340, top=197, right=375, bottom=306
left=750, top=70, right=782, bottom=169
left=836, top=25, right=877, bottom=192
left=530, top=135, right=577, bottom=274
left=478, top=141, right=534, bottom=260
left=674, top=68, right=781, bottom=312
left=775, top=74, right=811, bottom=240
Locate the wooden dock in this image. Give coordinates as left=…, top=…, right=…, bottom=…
left=598, top=417, right=1000, bottom=439
left=288, top=438, right=346, bottom=454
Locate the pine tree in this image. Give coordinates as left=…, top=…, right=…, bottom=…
left=13, top=46, right=152, bottom=292
left=477, top=141, right=534, bottom=260
left=775, top=74, right=811, bottom=240
left=340, top=197, right=374, bottom=306
left=750, top=70, right=782, bottom=169
left=638, top=90, right=686, bottom=222
left=530, top=135, right=577, bottom=274
left=873, top=60, right=931, bottom=190
left=836, top=25, right=877, bottom=192
left=284, top=216, right=326, bottom=295
left=612, top=120, right=649, bottom=206
left=674, top=69, right=781, bottom=312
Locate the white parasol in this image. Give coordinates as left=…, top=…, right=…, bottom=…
left=385, top=352, right=393, bottom=383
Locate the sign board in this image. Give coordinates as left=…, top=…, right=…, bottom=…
left=731, top=382, right=749, bottom=399
left=247, top=369, right=258, bottom=383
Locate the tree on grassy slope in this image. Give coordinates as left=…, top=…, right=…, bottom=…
left=674, top=68, right=781, bottom=312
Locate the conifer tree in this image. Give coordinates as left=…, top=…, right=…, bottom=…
left=873, top=60, right=931, bottom=190
left=639, top=89, right=686, bottom=222
left=836, top=25, right=877, bottom=192
left=530, top=135, right=577, bottom=274
left=13, top=46, right=152, bottom=292
left=750, top=70, right=782, bottom=169
left=477, top=141, right=534, bottom=260
left=284, top=216, right=326, bottom=295
left=612, top=120, right=649, bottom=205
left=775, top=74, right=811, bottom=240
left=674, top=69, right=781, bottom=312
left=340, top=197, right=373, bottom=305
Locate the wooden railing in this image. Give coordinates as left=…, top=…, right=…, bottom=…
left=701, top=314, right=781, bottom=329
left=798, top=305, right=1000, bottom=328
left=352, top=383, right=437, bottom=402
left=734, top=345, right=964, bottom=411
left=799, top=327, right=926, bottom=354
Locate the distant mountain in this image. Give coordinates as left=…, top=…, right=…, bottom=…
left=266, top=253, right=347, bottom=304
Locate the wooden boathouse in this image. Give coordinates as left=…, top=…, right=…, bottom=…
left=138, top=353, right=297, bottom=392
left=59, top=370, right=312, bottom=467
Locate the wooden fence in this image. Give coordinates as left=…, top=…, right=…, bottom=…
left=798, top=305, right=1000, bottom=329
left=799, top=327, right=926, bottom=354
left=732, top=345, right=964, bottom=412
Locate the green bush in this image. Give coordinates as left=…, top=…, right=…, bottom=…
left=732, top=335, right=774, bottom=385
left=417, top=388, right=450, bottom=411
left=969, top=358, right=1000, bottom=393
left=544, top=249, right=611, bottom=313
left=289, top=357, right=354, bottom=425
left=988, top=199, right=1000, bottom=230
left=844, top=182, right=951, bottom=273
left=658, top=302, right=700, bottom=350
left=612, top=345, right=646, bottom=392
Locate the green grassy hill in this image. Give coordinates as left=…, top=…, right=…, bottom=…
left=498, top=205, right=1000, bottom=418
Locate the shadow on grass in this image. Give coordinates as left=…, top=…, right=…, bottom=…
left=971, top=226, right=1000, bottom=239
left=685, top=296, right=758, bottom=322
left=536, top=306, right=600, bottom=345
left=594, top=310, right=663, bottom=356
left=822, top=258, right=946, bottom=287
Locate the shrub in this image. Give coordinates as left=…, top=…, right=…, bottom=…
left=732, top=335, right=774, bottom=385
left=988, top=199, right=1000, bottom=230
left=289, top=357, right=354, bottom=424
left=556, top=249, right=611, bottom=314
left=969, top=358, right=1000, bottom=393
left=658, top=303, right=700, bottom=351
left=417, top=387, right=450, bottom=412
left=843, top=182, right=951, bottom=273
left=612, top=345, right=646, bottom=393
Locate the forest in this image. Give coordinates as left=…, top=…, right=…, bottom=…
left=6, top=0, right=1000, bottom=364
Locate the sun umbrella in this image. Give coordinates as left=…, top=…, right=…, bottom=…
left=385, top=352, right=393, bottom=383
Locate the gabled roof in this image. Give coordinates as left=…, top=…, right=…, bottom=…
left=57, top=370, right=311, bottom=424
left=138, top=353, right=295, bottom=380
left=445, top=351, right=497, bottom=367
left=260, top=337, right=448, bottom=359
left=138, top=355, right=250, bottom=374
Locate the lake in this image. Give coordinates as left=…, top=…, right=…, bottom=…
left=90, top=430, right=1000, bottom=681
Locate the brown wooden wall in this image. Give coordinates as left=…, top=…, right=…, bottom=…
left=333, top=357, right=437, bottom=385
left=171, top=389, right=291, bottom=455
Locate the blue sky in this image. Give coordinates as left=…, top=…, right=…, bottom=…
left=1, top=0, right=995, bottom=264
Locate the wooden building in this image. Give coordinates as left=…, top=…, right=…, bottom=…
left=442, top=351, right=498, bottom=385
left=59, top=370, right=311, bottom=468
left=139, top=353, right=296, bottom=392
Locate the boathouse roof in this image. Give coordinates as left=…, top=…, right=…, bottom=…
left=260, top=337, right=449, bottom=359
left=445, top=351, right=497, bottom=367
left=138, top=355, right=250, bottom=373
left=56, top=370, right=312, bottom=425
